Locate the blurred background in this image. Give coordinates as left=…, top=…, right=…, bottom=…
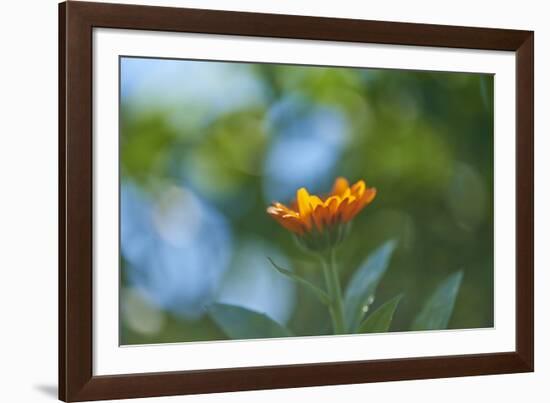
left=119, top=56, right=494, bottom=345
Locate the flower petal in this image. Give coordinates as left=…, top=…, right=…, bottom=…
left=309, top=195, right=324, bottom=210
left=344, top=187, right=377, bottom=221
left=274, top=202, right=299, bottom=216
left=351, top=180, right=366, bottom=197
left=339, top=195, right=358, bottom=222
left=297, top=188, right=311, bottom=216
left=280, top=215, right=306, bottom=234
left=324, top=196, right=340, bottom=212
left=296, top=188, right=313, bottom=229
left=331, top=177, right=349, bottom=196
left=268, top=209, right=305, bottom=234
left=311, top=206, right=323, bottom=232
left=323, top=196, right=340, bottom=224
left=266, top=206, right=282, bottom=216
left=363, top=187, right=377, bottom=205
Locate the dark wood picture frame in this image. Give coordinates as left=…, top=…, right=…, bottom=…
left=59, top=1, right=534, bottom=401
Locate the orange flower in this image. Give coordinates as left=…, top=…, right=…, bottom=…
left=267, top=177, right=376, bottom=242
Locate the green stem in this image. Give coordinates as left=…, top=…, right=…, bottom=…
left=320, top=248, right=346, bottom=334
left=320, top=261, right=338, bottom=331
left=329, top=248, right=346, bottom=332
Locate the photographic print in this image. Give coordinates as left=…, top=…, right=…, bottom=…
left=119, top=56, right=494, bottom=345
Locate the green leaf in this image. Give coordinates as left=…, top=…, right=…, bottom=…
left=209, top=303, right=293, bottom=339
left=411, top=271, right=464, bottom=331
left=268, top=257, right=331, bottom=306
left=358, top=295, right=403, bottom=333
left=344, top=240, right=397, bottom=332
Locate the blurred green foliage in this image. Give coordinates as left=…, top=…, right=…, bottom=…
left=120, top=58, right=493, bottom=344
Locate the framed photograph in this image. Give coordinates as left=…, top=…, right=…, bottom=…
left=59, top=1, right=534, bottom=401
